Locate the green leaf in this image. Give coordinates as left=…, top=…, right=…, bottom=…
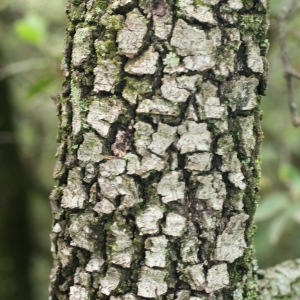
left=26, top=77, right=53, bottom=99
left=278, top=163, right=300, bottom=196
left=13, top=13, right=47, bottom=45
left=279, top=163, right=300, bottom=182
left=255, top=193, right=288, bottom=222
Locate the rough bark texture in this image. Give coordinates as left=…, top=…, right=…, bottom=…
left=258, top=259, right=300, bottom=300
left=49, top=0, right=269, bottom=299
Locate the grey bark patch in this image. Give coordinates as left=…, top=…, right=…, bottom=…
left=202, top=0, right=221, bottom=5
left=148, top=122, right=177, bottom=156
left=107, top=222, right=133, bottom=268
left=183, top=55, right=216, bottom=71
left=171, top=19, right=216, bottom=71
left=125, top=46, right=159, bottom=75
left=72, top=27, right=92, bottom=66
left=161, top=76, right=190, bottom=102
left=137, top=266, right=168, bottom=298
left=153, top=0, right=172, bottom=40
left=99, top=159, right=126, bottom=177
left=228, top=0, right=243, bottom=10
left=246, top=41, right=264, bottom=73
left=85, top=252, right=104, bottom=272
left=125, top=153, right=141, bottom=174
left=110, top=293, right=137, bottom=300
left=180, top=223, right=200, bottom=263
left=196, top=82, right=225, bottom=119
left=93, top=199, right=116, bottom=216
left=176, top=121, right=212, bottom=154
left=176, top=74, right=202, bottom=92
left=71, top=80, right=82, bottom=135
left=220, top=151, right=245, bottom=190
left=126, top=143, right=167, bottom=178
left=98, top=175, right=139, bottom=208
left=175, top=290, right=191, bottom=300
left=157, top=171, right=185, bottom=203
left=216, top=135, right=246, bottom=189
left=214, top=213, right=249, bottom=262
left=136, top=206, right=164, bottom=235
left=205, top=263, right=229, bottom=292
left=117, top=9, right=148, bottom=58
left=163, top=212, right=187, bottom=237
left=122, top=76, right=152, bottom=105
left=178, top=1, right=217, bottom=25
left=216, top=134, right=234, bottom=156
left=74, top=267, right=91, bottom=286
left=145, top=235, right=168, bottom=268
left=134, top=121, right=154, bottom=156
left=195, top=173, right=226, bottom=211
left=69, top=213, right=98, bottom=251
left=83, top=163, right=97, bottom=183
left=171, top=19, right=214, bottom=56
left=70, top=286, right=89, bottom=300
left=238, top=116, right=255, bottom=157
left=137, top=98, right=180, bottom=116
left=139, top=153, right=167, bottom=178
left=78, top=132, right=104, bottom=162
left=87, top=99, right=113, bottom=137
left=87, top=99, right=122, bottom=137
left=225, top=76, right=259, bottom=111
left=185, top=153, right=212, bottom=171
left=99, top=267, right=121, bottom=295
left=180, top=264, right=205, bottom=291
left=98, top=177, right=120, bottom=200
left=61, top=168, right=87, bottom=209
left=93, top=58, right=121, bottom=93
left=109, top=0, right=135, bottom=10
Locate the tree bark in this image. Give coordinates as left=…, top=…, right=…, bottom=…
left=49, top=0, right=270, bottom=299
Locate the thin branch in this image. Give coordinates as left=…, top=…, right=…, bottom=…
left=287, top=67, right=300, bottom=80
left=0, top=58, right=48, bottom=81
left=277, top=0, right=300, bottom=127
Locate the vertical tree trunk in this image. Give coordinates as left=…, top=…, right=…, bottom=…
left=49, top=0, right=269, bottom=299
left=0, top=51, right=32, bottom=300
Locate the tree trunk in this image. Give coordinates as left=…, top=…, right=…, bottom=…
left=49, top=0, right=270, bottom=299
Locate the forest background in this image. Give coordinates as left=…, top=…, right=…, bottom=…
left=0, top=0, right=300, bottom=299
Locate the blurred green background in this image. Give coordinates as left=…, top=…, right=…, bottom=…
left=0, top=1, right=300, bottom=299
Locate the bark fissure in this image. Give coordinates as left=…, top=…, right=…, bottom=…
left=50, top=0, right=270, bottom=299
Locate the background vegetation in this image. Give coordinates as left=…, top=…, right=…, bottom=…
left=0, top=0, right=299, bottom=299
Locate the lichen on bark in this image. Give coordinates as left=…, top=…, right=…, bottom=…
left=49, top=0, right=270, bottom=299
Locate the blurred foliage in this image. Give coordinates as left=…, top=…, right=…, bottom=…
left=255, top=0, right=300, bottom=268
left=0, top=0, right=300, bottom=299
left=14, top=13, right=47, bottom=45
left=0, top=1, right=66, bottom=299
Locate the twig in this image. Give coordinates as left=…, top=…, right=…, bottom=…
left=0, top=58, right=48, bottom=81
left=277, top=0, right=300, bottom=127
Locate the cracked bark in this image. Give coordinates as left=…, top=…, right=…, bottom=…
left=48, top=1, right=295, bottom=299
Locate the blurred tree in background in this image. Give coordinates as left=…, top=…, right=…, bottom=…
left=0, top=0, right=300, bottom=299
left=0, top=47, right=32, bottom=300
left=255, top=1, right=300, bottom=269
